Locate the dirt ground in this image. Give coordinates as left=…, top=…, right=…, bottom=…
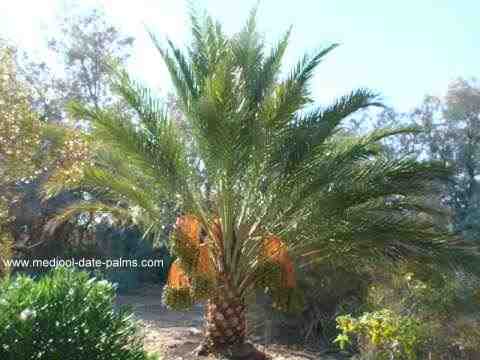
left=116, top=285, right=348, bottom=360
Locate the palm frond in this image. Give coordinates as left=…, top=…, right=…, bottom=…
left=69, top=100, right=192, bottom=201
left=149, top=32, right=195, bottom=111
left=45, top=201, right=133, bottom=234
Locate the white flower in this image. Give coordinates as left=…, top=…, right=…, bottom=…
left=19, top=308, right=36, bottom=321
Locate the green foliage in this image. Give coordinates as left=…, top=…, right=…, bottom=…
left=144, top=353, right=162, bottom=360
left=0, top=43, right=53, bottom=268
left=339, top=267, right=480, bottom=359
left=367, top=270, right=458, bottom=317
left=0, top=41, right=97, bottom=266
left=0, top=44, right=43, bottom=185
left=335, top=309, right=427, bottom=360
left=0, top=267, right=151, bottom=360
left=0, top=43, right=43, bottom=245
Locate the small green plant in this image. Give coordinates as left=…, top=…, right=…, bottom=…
left=335, top=309, right=427, bottom=360
left=145, top=352, right=162, bottom=360
left=0, top=267, right=151, bottom=360
left=367, top=268, right=480, bottom=355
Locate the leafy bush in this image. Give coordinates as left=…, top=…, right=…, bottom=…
left=0, top=267, right=150, bottom=360
left=340, top=267, right=480, bottom=359
left=335, top=309, right=427, bottom=360
left=366, top=269, right=461, bottom=318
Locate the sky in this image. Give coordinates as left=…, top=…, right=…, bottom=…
left=0, top=0, right=478, bottom=111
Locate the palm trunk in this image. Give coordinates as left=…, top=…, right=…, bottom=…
left=195, top=279, right=266, bottom=359
left=205, top=293, right=246, bottom=348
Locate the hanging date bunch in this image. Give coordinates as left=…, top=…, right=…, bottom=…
left=162, top=259, right=194, bottom=311
left=163, top=215, right=216, bottom=309
left=170, top=215, right=201, bottom=273
left=191, top=245, right=216, bottom=301
left=258, top=235, right=304, bottom=313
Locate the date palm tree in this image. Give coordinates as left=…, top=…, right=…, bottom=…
left=45, top=8, right=475, bottom=358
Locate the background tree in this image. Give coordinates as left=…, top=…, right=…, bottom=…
left=373, top=78, right=480, bottom=241
left=0, top=42, right=41, bottom=275
left=19, top=7, right=134, bottom=121
left=0, top=42, right=86, bottom=274
left=2, top=9, right=147, bottom=280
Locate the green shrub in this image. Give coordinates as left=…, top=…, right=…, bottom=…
left=0, top=267, right=150, bottom=360
left=344, top=268, right=480, bottom=359
left=335, top=309, right=427, bottom=360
